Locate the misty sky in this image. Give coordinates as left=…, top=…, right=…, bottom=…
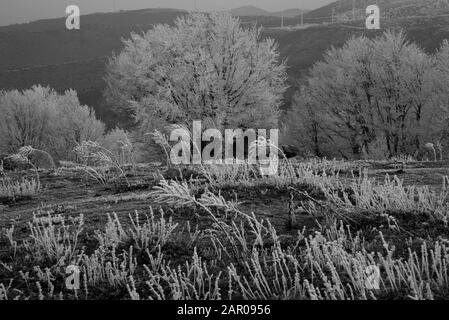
left=0, top=0, right=335, bottom=26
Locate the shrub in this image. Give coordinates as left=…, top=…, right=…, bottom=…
left=24, top=212, right=84, bottom=264
left=321, top=173, right=449, bottom=223
left=73, top=141, right=131, bottom=185
left=0, top=86, right=105, bottom=162
left=100, top=128, right=135, bottom=166
left=0, top=177, right=41, bottom=202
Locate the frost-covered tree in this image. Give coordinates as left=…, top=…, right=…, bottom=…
left=432, top=40, right=449, bottom=156
left=104, top=12, right=288, bottom=132
left=0, top=85, right=105, bottom=160
left=304, top=35, right=377, bottom=157
left=370, top=31, right=437, bottom=156
left=283, top=89, right=327, bottom=158
left=290, top=31, right=441, bottom=158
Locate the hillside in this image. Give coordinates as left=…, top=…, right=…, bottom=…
left=273, top=9, right=310, bottom=18
left=1, top=5, right=449, bottom=128
left=231, top=6, right=272, bottom=16
left=305, top=0, right=449, bottom=24
left=0, top=8, right=187, bottom=71
left=231, top=6, right=309, bottom=18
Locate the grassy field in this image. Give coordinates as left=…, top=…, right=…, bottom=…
left=1, top=158, right=449, bottom=300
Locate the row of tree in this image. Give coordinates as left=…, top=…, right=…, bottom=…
left=2, top=13, right=449, bottom=162
left=105, top=12, right=449, bottom=160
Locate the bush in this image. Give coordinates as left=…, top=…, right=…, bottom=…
left=0, top=85, right=105, bottom=162
left=100, top=128, right=135, bottom=166
left=0, top=177, right=41, bottom=202
left=73, top=139, right=137, bottom=186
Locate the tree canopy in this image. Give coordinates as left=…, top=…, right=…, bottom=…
left=285, top=30, right=449, bottom=159
left=104, top=12, right=288, bottom=132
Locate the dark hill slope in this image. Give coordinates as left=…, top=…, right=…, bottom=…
left=305, top=0, right=449, bottom=24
